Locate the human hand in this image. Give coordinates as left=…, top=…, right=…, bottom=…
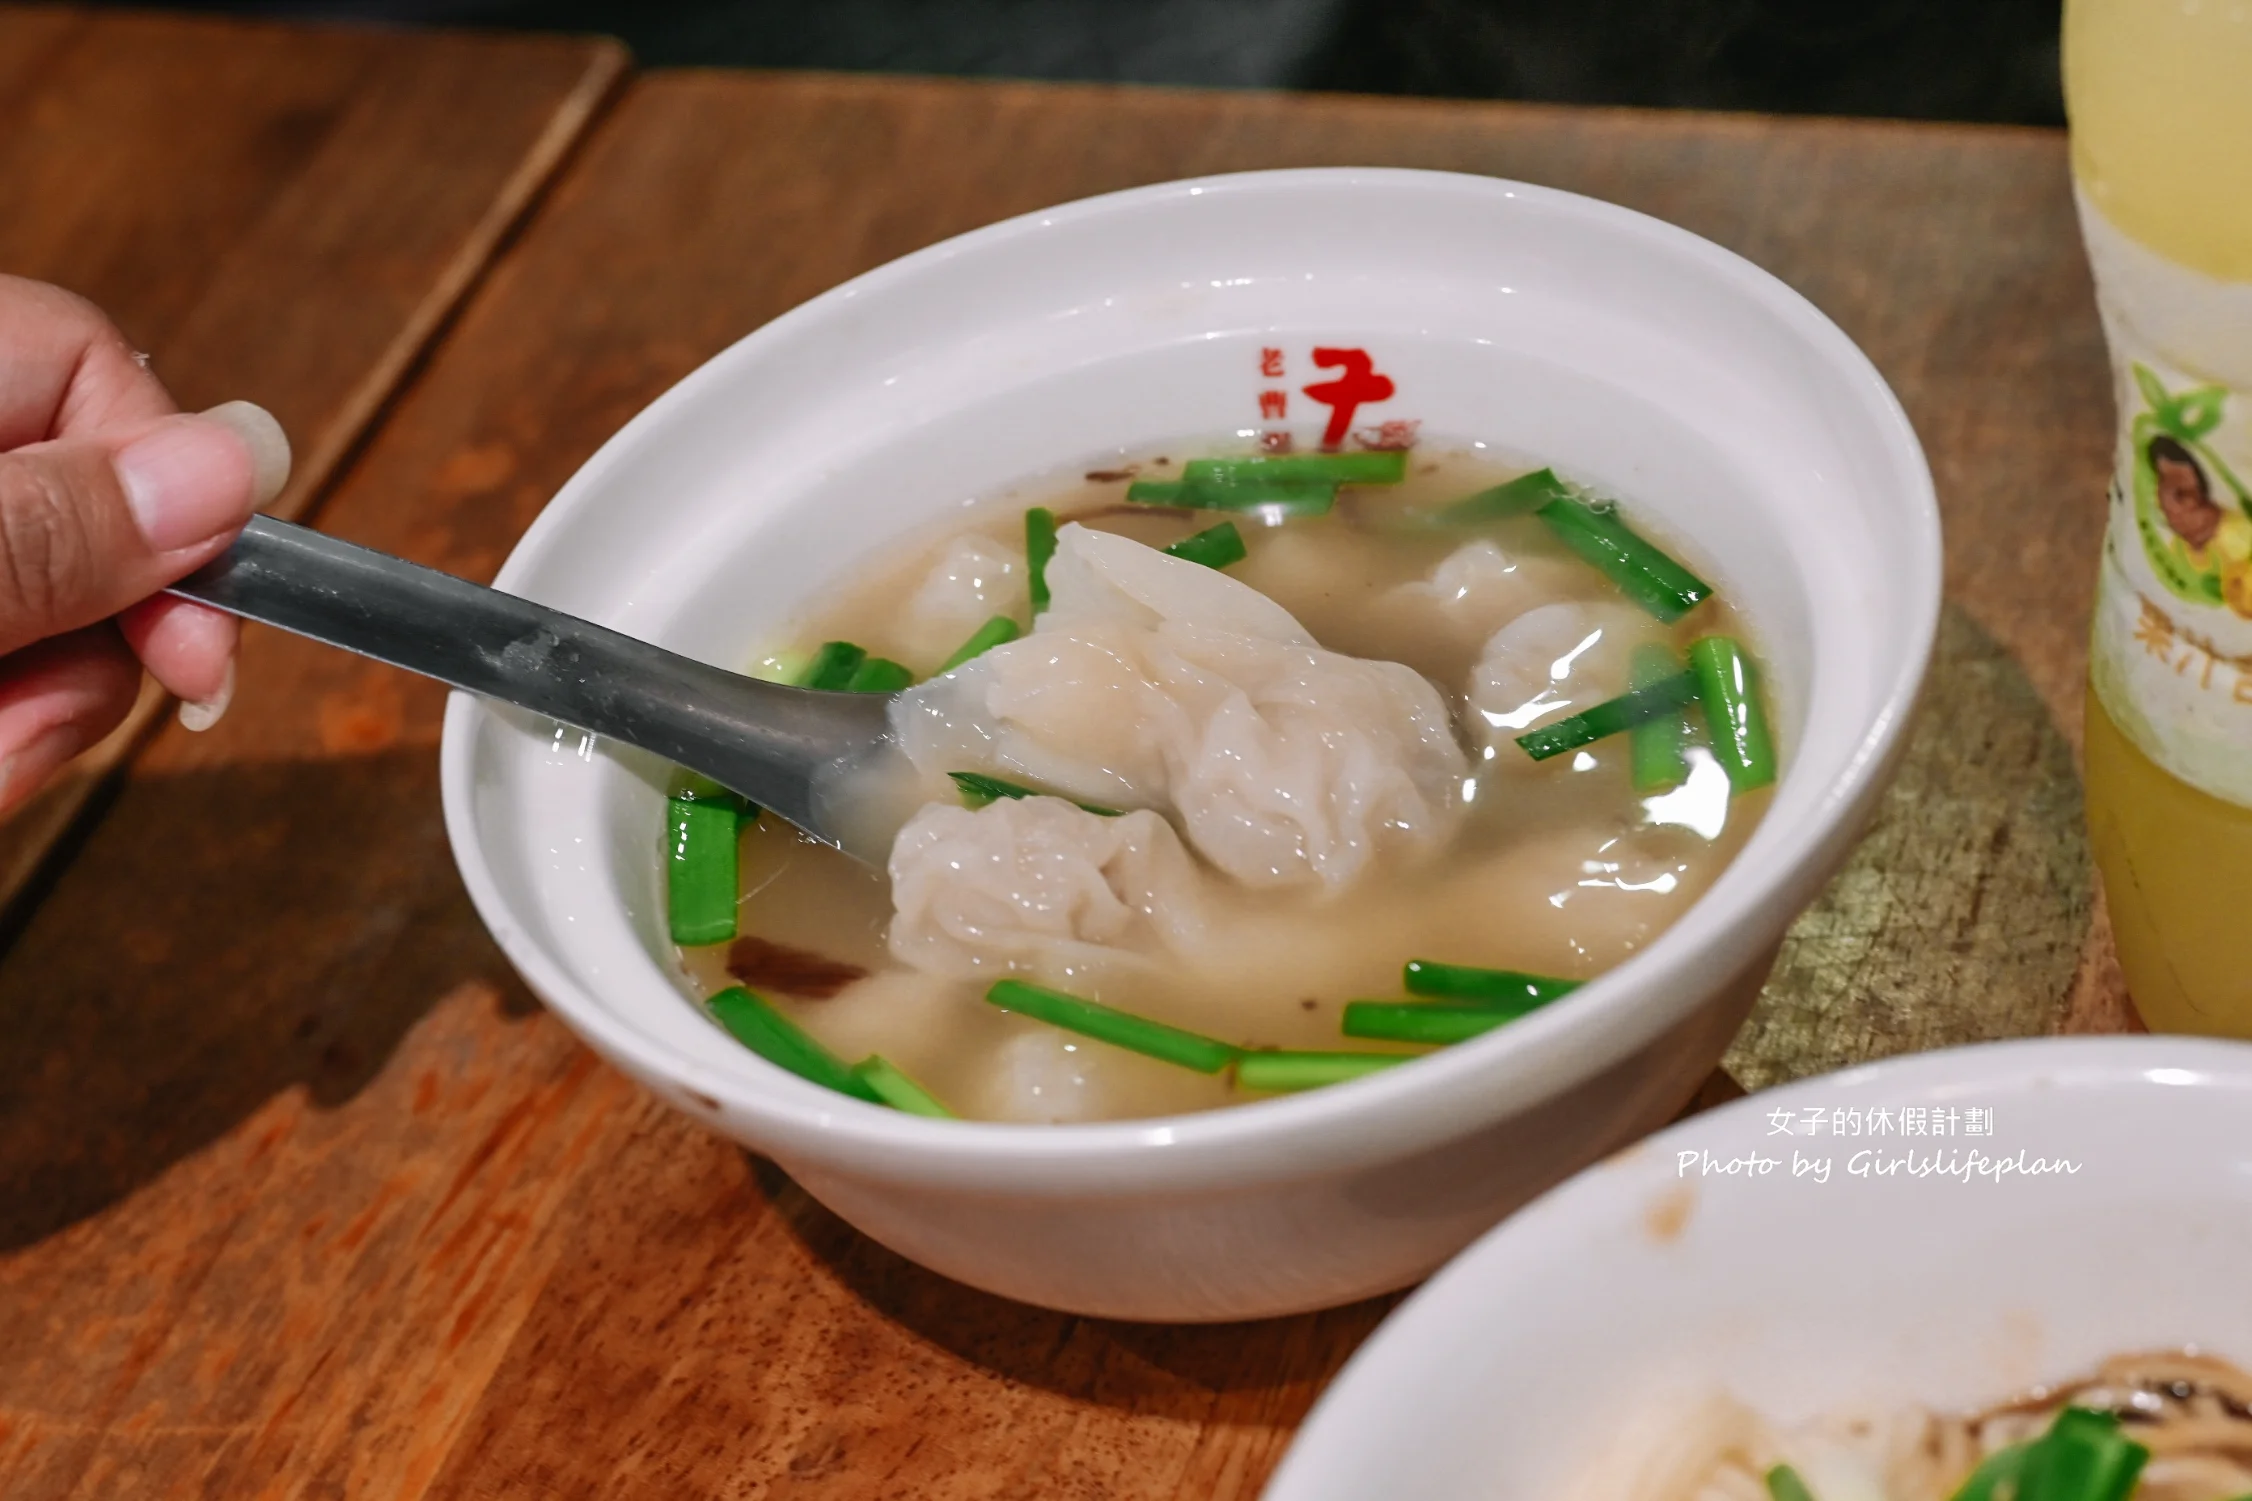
left=0, top=275, right=289, bottom=815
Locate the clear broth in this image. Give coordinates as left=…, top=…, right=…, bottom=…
left=681, top=444, right=1772, bottom=1123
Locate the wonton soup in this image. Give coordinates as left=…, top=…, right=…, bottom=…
left=662, top=439, right=1777, bottom=1123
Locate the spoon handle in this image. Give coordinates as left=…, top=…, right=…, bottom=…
left=167, top=516, right=891, bottom=839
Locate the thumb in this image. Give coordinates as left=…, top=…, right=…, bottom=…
left=0, top=402, right=288, bottom=657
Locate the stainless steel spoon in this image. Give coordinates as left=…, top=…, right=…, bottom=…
left=168, top=515, right=904, bottom=856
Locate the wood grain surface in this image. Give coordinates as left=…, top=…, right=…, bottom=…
left=0, top=5, right=624, bottom=921
left=0, top=71, right=2127, bottom=1498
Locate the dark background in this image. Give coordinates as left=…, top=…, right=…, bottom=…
left=106, top=0, right=2066, bottom=125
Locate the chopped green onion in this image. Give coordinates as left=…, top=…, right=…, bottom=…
left=1182, top=451, right=1407, bottom=486
left=667, top=795, right=740, bottom=946
left=1236, top=1050, right=1409, bottom=1092
left=667, top=769, right=738, bottom=804
left=1765, top=1464, right=1820, bottom=1501
left=1536, top=492, right=1714, bottom=622
left=1947, top=1443, right=2028, bottom=1501
left=708, top=987, right=881, bottom=1102
left=1162, top=520, right=1248, bottom=570
left=854, top=1055, right=954, bottom=1117
left=1688, top=636, right=1777, bottom=792
left=1127, top=476, right=1337, bottom=516
left=750, top=650, right=809, bottom=685
left=1411, top=466, right=1713, bottom=618
left=1628, top=642, right=1692, bottom=793
left=985, top=979, right=1239, bottom=1074
left=1025, top=506, right=1057, bottom=613
left=947, top=770, right=1122, bottom=817
left=1945, top=1408, right=2149, bottom=1501
left=1402, top=959, right=1581, bottom=1011
left=1513, top=671, right=1701, bottom=762
left=2010, top=1408, right=2148, bottom=1501
left=665, top=768, right=755, bottom=946
left=796, top=640, right=868, bottom=690
left=948, top=770, right=1013, bottom=809
left=844, top=656, right=913, bottom=693
left=939, top=614, right=1020, bottom=673
left=1125, top=479, right=1189, bottom=505
left=1341, top=1002, right=1519, bottom=1045
left=1428, top=466, right=1572, bottom=527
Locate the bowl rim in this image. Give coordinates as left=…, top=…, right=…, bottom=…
left=439, top=165, right=1943, bottom=1191
left=1261, top=1033, right=2252, bottom=1498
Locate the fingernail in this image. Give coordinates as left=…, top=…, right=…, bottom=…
left=177, top=658, right=236, bottom=733
left=201, top=401, right=292, bottom=507
left=117, top=403, right=290, bottom=553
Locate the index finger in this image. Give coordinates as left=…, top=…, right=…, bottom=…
left=0, top=275, right=178, bottom=450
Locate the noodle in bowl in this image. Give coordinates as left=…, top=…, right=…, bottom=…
left=1264, top=1036, right=2252, bottom=1499
left=1628, top=1352, right=2252, bottom=1501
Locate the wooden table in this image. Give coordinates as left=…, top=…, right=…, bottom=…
left=0, top=6, right=623, bottom=921
left=0, top=19, right=2133, bottom=1499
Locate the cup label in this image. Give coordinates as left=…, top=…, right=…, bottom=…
left=2083, top=194, right=2252, bottom=806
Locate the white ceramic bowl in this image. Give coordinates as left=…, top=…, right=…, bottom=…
left=439, top=167, right=1941, bottom=1321
left=1265, top=1035, right=2252, bottom=1498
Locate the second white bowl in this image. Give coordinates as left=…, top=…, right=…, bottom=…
left=1266, top=1035, right=2252, bottom=1498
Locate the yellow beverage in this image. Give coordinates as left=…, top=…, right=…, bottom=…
left=2065, top=0, right=2252, bottom=281
left=2068, top=0, right=2252, bottom=1034
left=2086, top=690, right=2252, bottom=1034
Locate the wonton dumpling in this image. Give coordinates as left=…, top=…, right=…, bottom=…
left=901, top=536, right=1028, bottom=659
left=893, top=525, right=1468, bottom=889
left=1468, top=600, right=1662, bottom=754
left=1041, top=521, right=1310, bottom=642
left=1378, top=539, right=1586, bottom=646
left=978, top=1029, right=1108, bottom=1124
left=1405, top=538, right=1520, bottom=617
left=886, top=795, right=1205, bottom=979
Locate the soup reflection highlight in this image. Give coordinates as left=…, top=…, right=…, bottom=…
left=669, top=443, right=1775, bottom=1123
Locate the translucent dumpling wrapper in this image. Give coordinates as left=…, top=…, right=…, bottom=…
left=1374, top=538, right=1592, bottom=651
left=979, top=1029, right=1107, bottom=1124
left=900, top=535, right=1028, bottom=663
left=886, top=795, right=1207, bottom=980
left=1468, top=599, right=1665, bottom=764
left=891, top=524, right=1469, bottom=889
left=1399, top=539, right=1522, bottom=621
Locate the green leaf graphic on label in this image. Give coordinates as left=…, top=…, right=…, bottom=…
left=2135, top=362, right=2171, bottom=415
left=2173, top=385, right=2228, bottom=441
